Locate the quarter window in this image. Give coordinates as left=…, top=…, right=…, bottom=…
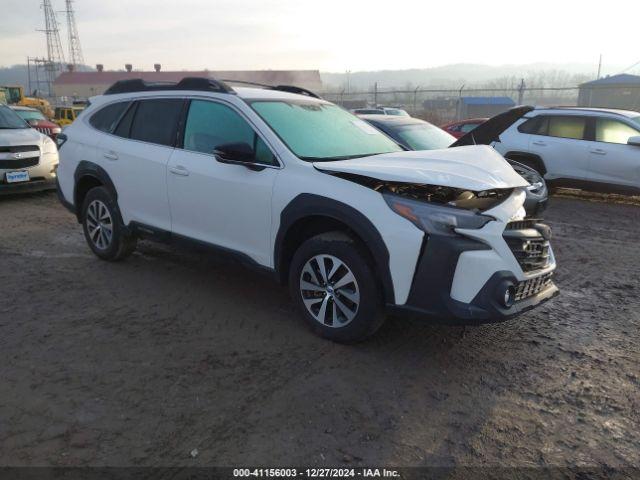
left=595, top=118, right=640, bottom=144
left=183, top=100, right=276, bottom=165
left=89, top=102, right=130, bottom=133
left=129, top=99, right=184, bottom=147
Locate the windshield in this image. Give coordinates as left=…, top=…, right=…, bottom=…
left=384, top=108, right=408, bottom=117
left=251, top=100, right=402, bottom=161
left=15, top=109, right=45, bottom=122
left=0, top=105, right=29, bottom=129
left=395, top=123, right=456, bottom=150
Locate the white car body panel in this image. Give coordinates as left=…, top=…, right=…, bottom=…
left=314, top=145, right=529, bottom=191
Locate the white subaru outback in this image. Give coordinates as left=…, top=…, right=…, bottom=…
left=56, top=77, right=558, bottom=342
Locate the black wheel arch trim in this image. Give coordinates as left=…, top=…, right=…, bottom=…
left=274, top=193, right=395, bottom=303
left=73, top=160, right=120, bottom=222
left=503, top=151, right=547, bottom=175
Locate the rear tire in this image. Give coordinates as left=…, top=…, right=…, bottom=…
left=288, top=232, right=385, bottom=343
left=81, top=186, right=136, bottom=261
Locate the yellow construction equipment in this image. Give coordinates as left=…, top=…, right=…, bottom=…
left=54, top=105, right=84, bottom=126
left=2, top=85, right=54, bottom=119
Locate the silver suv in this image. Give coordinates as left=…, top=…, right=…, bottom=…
left=492, top=107, right=640, bottom=194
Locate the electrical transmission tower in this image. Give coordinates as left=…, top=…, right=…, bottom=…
left=64, top=0, right=85, bottom=68
left=39, top=0, right=66, bottom=93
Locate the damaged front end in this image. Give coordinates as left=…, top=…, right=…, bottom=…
left=327, top=171, right=516, bottom=235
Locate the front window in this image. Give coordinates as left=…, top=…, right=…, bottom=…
left=631, top=116, right=640, bottom=129
left=596, top=118, right=640, bottom=144
left=251, top=100, right=402, bottom=161
left=15, top=109, right=46, bottom=122
left=0, top=105, right=29, bottom=129
left=395, top=123, right=455, bottom=150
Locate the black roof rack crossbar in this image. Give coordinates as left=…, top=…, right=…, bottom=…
left=220, top=79, right=321, bottom=99
left=104, top=77, right=235, bottom=95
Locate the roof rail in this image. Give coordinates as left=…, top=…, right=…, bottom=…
left=221, top=79, right=321, bottom=99
left=103, top=77, right=235, bottom=95
left=271, top=85, right=321, bottom=99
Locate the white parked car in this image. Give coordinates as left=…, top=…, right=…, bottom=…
left=0, top=104, right=59, bottom=194
left=491, top=107, right=640, bottom=194
left=56, top=78, right=558, bottom=342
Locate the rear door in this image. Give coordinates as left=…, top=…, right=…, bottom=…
left=586, top=117, right=640, bottom=188
left=526, top=115, right=591, bottom=180
left=96, top=97, right=184, bottom=231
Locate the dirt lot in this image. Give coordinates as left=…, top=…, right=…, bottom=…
left=0, top=191, right=638, bottom=468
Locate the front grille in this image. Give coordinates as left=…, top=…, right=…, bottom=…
left=37, top=127, right=51, bottom=136
left=505, top=218, right=541, bottom=230
left=0, top=145, right=40, bottom=153
left=504, top=235, right=550, bottom=272
left=0, top=158, right=40, bottom=169
left=515, top=273, right=553, bottom=301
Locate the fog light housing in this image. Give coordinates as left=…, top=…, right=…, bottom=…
left=502, top=286, right=516, bottom=308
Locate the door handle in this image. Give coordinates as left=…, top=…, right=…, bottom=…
left=532, top=141, right=546, bottom=146
left=169, top=165, right=190, bottom=176
left=103, top=151, right=118, bottom=160
left=590, top=148, right=607, bottom=155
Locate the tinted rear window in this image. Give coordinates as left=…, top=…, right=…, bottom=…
left=129, top=99, right=184, bottom=147
left=89, top=102, right=130, bottom=133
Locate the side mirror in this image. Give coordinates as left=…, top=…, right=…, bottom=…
left=214, top=142, right=265, bottom=171
left=627, top=136, right=640, bottom=147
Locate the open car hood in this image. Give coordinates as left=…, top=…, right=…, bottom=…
left=313, top=145, right=529, bottom=191
left=450, top=106, right=534, bottom=147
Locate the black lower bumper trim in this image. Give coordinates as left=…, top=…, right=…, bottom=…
left=389, top=229, right=559, bottom=325
left=0, top=178, right=56, bottom=196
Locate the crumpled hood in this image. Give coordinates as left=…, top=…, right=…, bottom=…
left=314, top=145, right=529, bottom=191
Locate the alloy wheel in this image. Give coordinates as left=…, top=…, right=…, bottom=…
left=86, top=200, right=113, bottom=250
left=299, top=254, right=360, bottom=328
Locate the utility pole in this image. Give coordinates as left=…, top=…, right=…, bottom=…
left=597, top=54, right=602, bottom=79
left=518, top=78, right=525, bottom=105
left=64, top=0, right=85, bottom=68
left=374, top=82, right=378, bottom=107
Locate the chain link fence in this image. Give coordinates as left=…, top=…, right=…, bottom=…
left=321, top=86, right=580, bottom=124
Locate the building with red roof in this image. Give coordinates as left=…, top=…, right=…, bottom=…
left=53, top=65, right=323, bottom=99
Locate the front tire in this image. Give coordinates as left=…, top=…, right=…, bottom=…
left=81, top=186, right=136, bottom=261
left=289, top=232, right=385, bottom=343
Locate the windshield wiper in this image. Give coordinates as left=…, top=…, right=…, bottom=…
left=301, top=153, right=381, bottom=162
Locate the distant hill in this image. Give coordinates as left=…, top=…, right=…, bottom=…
left=320, top=62, right=619, bottom=91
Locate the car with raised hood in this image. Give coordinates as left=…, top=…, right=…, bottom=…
left=0, top=104, right=59, bottom=194
left=10, top=105, right=62, bottom=140
left=488, top=106, right=640, bottom=194
left=359, top=113, right=548, bottom=216
left=56, top=77, right=558, bottom=342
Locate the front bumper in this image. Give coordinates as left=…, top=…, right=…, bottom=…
left=0, top=176, right=56, bottom=195
left=0, top=152, right=58, bottom=196
left=388, top=224, right=558, bottom=325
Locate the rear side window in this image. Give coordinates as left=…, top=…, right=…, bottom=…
left=89, top=102, right=130, bottom=133
left=518, top=116, right=544, bottom=134
left=129, top=99, right=184, bottom=147
left=547, top=116, right=587, bottom=140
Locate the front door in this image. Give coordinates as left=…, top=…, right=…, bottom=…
left=167, top=99, right=280, bottom=267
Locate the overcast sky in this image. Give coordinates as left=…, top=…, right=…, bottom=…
left=1, top=0, right=637, bottom=72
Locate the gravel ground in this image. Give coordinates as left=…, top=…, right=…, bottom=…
left=0, top=191, right=638, bottom=468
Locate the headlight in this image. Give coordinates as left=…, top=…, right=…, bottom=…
left=509, top=161, right=547, bottom=197
left=51, top=127, right=62, bottom=134
left=383, top=192, right=493, bottom=236
left=42, top=135, right=58, bottom=154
